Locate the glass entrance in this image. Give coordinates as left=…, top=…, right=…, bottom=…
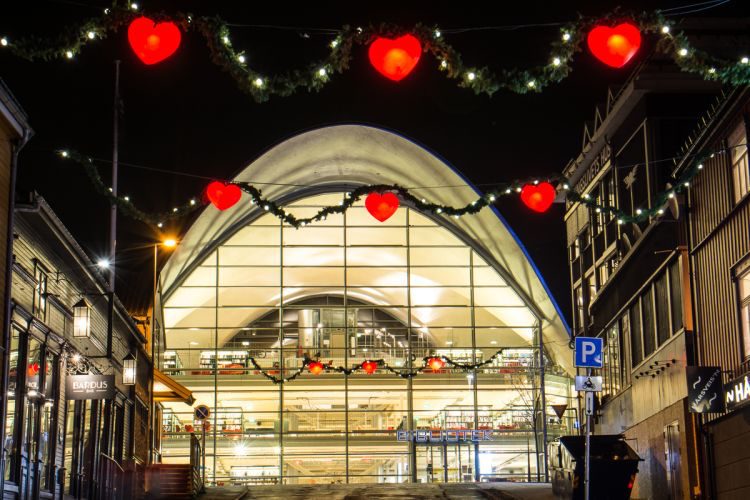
left=416, top=442, right=475, bottom=483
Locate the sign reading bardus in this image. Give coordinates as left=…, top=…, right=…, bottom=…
left=66, top=374, right=115, bottom=400
left=397, top=430, right=493, bottom=442
left=725, top=372, right=750, bottom=412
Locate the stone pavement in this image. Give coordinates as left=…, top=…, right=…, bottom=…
left=201, top=482, right=555, bottom=500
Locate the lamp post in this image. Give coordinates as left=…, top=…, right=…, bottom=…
left=150, top=237, right=177, bottom=463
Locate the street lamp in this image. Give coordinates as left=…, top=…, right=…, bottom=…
left=73, top=298, right=92, bottom=338
left=123, top=353, right=136, bottom=385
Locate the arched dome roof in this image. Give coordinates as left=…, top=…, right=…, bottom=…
left=159, top=125, right=571, bottom=373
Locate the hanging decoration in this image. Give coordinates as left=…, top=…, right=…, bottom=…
left=520, top=182, right=556, bottom=213
left=3, top=7, right=750, bottom=101
left=364, top=191, right=400, bottom=221
left=307, top=360, right=325, bottom=375
left=586, top=22, right=641, bottom=68
left=368, top=34, right=422, bottom=81
left=361, top=360, right=379, bottom=374
left=246, top=350, right=506, bottom=385
left=427, top=356, right=446, bottom=371
left=127, top=16, right=182, bottom=65
left=205, top=181, right=242, bottom=211
left=58, top=146, right=720, bottom=229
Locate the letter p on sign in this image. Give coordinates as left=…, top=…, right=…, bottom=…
left=574, top=337, right=603, bottom=368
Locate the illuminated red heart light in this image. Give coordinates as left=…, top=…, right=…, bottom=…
left=362, top=360, right=378, bottom=374
left=587, top=22, right=641, bottom=68
left=427, top=357, right=445, bottom=371
left=307, top=361, right=325, bottom=375
left=520, top=182, right=556, bottom=213
left=368, top=34, right=422, bottom=81
left=365, top=192, right=400, bottom=222
left=206, top=181, right=242, bottom=211
left=128, top=16, right=182, bottom=65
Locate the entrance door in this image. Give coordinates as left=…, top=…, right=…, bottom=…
left=415, top=442, right=475, bottom=483
left=664, top=420, right=682, bottom=500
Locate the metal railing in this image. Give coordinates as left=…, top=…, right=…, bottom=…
left=97, top=453, right=124, bottom=500
left=190, top=433, right=204, bottom=496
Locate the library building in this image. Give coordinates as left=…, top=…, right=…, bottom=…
left=153, top=125, right=574, bottom=485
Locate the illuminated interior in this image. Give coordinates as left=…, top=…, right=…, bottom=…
left=155, top=125, right=573, bottom=485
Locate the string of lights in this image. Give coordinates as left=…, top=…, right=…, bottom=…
left=58, top=144, right=717, bottom=229
left=1, top=5, right=749, bottom=101
left=245, top=350, right=506, bottom=385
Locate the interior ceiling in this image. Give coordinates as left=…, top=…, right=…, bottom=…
left=158, top=125, right=572, bottom=373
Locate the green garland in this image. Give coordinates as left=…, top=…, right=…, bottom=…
left=246, top=350, right=506, bottom=385
left=59, top=147, right=714, bottom=229
left=3, top=5, right=750, bottom=101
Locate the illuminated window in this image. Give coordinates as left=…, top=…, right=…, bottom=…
left=738, top=262, right=750, bottom=359
left=730, top=120, right=749, bottom=203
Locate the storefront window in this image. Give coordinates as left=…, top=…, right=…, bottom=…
left=4, top=327, right=20, bottom=482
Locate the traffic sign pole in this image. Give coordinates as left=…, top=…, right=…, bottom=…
left=585, top=368, right=591, bottom=500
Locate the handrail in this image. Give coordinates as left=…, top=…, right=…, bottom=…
left=190, top=433, right=204, bottom=495
left=97, top=453, right=124, bottom=500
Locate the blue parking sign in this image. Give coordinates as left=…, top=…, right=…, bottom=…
left=574, top=337, right=603, bottom=368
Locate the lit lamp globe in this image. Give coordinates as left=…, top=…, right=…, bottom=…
left=73, top=298, right=91, bottom=338
left=123, top=354, right=136, bottom=385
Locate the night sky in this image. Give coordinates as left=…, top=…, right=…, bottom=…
left=1, top=0, right=745, bottom=320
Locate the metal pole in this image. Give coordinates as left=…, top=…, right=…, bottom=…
left=109, top=60, right=120, bottom=292
left=538, top=322, right=548, bottom=482
left=585, top=368, right=592, bottom=500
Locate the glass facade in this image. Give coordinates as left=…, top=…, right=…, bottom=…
left=160, top=194, right=572, bottom=484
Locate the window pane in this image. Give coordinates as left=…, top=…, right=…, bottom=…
left=669, top=262, right=683, bottom=334
left=630, top=303, right=642, bottom=367
left=655, top=274, right=670, bottom=346
left=642, top=289, right=656, bottom=358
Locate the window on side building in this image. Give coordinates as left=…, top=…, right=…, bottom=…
left=738, top=263, right=750, bottom=359
left=730, top=119, right=749, bottom=203
left=33, top=261, right=49, bottom=321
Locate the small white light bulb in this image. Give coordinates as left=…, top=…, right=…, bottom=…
left=668, top=192, right=675, bottom=199
left=318, top=67, right=327, bottom=77
left=97, top=259, right=110, bottom=268
left=190, top=199, right=196, bottom=205
left=708, top=67, right=716, bottom=74
left=157, top=222, right=163, bottom=228
left=678, top=48, right=688, bottom=57
left=552, top=57, right=561, bottom=66
left=330, top=39, right=339, bottom=48
left=237, top=54, right=246, bottom=63
left=697, top=164, right=704, bottom=170
left=436, top=208, right=442, bottom=214
left=130, top=2, right=139, bottom=10
left=489, top=195, right=496, bottom=201
left=527, top=80, right=536, bottom=88
left=254, top=77, right=264, bottom=87
left=661, top=26, right=670, bottom=34
left=87, top=31, right=96, bottom=40
left=222, top=36, right=230, bottom=45
left=65, top=50, right=74, bottom=59
left=60, top=150, right=69, bottom=158
left=515, top=187, right=522, bottom=193
left=562, top=32, right=571, bottom=42
left=617, top=219, right=623, bottom=225
left=263, top=205, right=269, bottom=211
left=124, top=196, right=130, bottom=201
left=0, top=37, right=7, bottom=47
left=636, top=208, right=642, bottom=215
left=684, top=181, right=690, bottom=187
left=742, top=56, right=749, bottom=64
left=172, top=207, right=178, bottom=213
left=467, top=72, right=476, bottom=81
left=440, top=60, right=448, bottom=69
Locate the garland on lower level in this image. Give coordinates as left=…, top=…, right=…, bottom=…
left=247, top=350, right=507, bottom=385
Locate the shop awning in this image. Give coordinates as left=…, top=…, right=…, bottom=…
left=153, top=369, right=194, bottom=405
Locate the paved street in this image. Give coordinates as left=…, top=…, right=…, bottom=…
left=200, top=482, right=554, bottom=500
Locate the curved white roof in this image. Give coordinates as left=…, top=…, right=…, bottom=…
left=159, top=125, right=572, bottom=373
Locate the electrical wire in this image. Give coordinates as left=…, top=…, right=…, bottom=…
left=61, top=142, right=748, bottom=191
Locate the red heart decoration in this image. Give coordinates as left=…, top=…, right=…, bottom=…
left=368, top=34, right=422, bottom=81
left=587, top=22, right=641, bottom=68
left=128, top=16, right=182, bottom=65
left=361, top=360, right=378, bottom=374
left=520, top=182, right=556, bottom=213
left=365, top=192, right=400, bottom=222
left=307, top=361, right=325, bottom=375
left=206, top=181, right=242, bottom=211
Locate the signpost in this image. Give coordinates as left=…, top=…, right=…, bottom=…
left=194, top=405, right=210, bottom=486
left=574, top=337, right=603, bottom=500
left=686, top=366, right=724, bottom=413
left=66, top=374, right=116, bottom=400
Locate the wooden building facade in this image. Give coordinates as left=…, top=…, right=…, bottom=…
left=562, top=59, right=721, bottom=500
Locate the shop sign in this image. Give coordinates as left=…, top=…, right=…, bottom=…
left=66, top=374, right=115, bottom=400
left=725, top=372, right=750, bottom=412
left=687, top=366, right=724, bottom=413
left=397, top=430, right=492, bottom=442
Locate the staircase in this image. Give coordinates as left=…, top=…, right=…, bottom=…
left=145, top=463, right=194, bottom=499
